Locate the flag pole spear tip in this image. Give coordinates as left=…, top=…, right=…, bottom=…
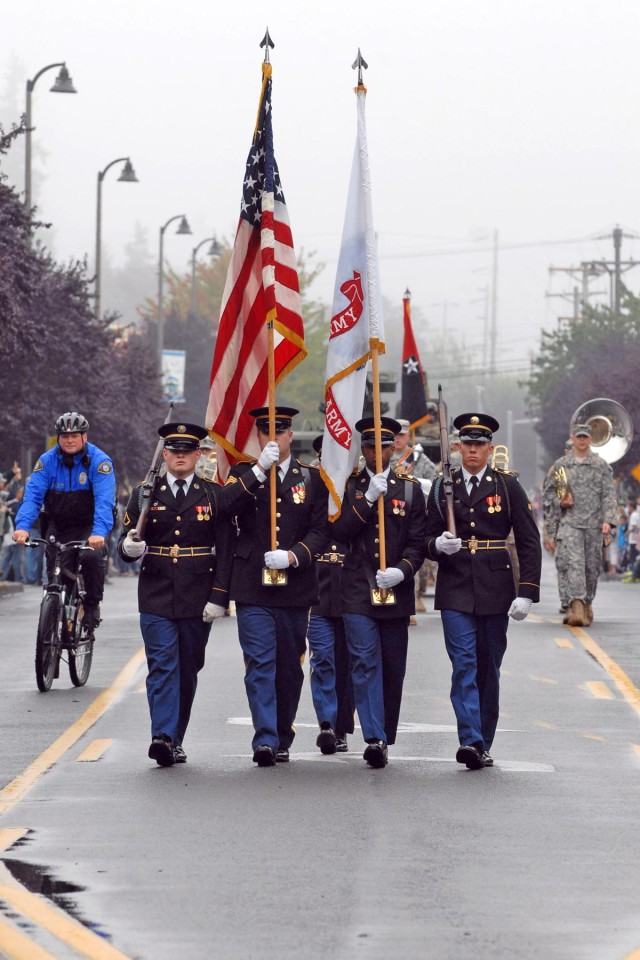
left=351, top=48, right=368, bottom=87
left=404, top=287, right=411, bottom=300
left=260, top=27, right=275, bottom=63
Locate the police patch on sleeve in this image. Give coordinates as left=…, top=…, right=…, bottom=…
left=97, top=461, right=113, bottom=474
left=225, top=476, right=238, bottom=485
left=33, top=459, right=44, bottom=472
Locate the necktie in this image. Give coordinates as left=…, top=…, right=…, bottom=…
left=469, top=475, right=479, bottom=496
left=175, top=479, right=186, bottom=506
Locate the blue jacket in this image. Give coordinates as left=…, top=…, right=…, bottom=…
left=15, top=442, right=116, bottom=538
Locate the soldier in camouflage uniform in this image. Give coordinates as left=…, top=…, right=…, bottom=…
left=542, top=423, right=617, bottom=627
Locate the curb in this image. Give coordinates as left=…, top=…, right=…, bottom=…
left=0, top=581, right=24, bottom=599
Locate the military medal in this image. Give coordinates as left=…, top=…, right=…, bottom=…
left=494, top=495, right=502, bottom=513
left=486, top=496, right=495, bottom=514
left=196, top=506, right=204, bottom=521
left=392, top=499, right=406, bottom=516
left=292, top=483, right=306, bottom=504
left=203, top=504, right=211, bottom=520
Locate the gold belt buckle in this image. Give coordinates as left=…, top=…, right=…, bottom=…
left=327, top=552, right=339, bottom=563
left=262, top=567, right=287, bottom=586
left=169, top=544, right=180, bottom=558
left=468, top=536, right=478, bottom=555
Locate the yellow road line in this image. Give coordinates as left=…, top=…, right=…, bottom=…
left=75, top=739, right=113, bottom=762
left=535, top=720, right=559, bottom=730
left=582, top=733, right=606, bottom=742
left=0, top=829, right=28, bottom=853
left=0, top=884, right=132, bottom=960
left=0, top=648, right=145, bottom=818
left=584, top=681, right=615, bottom=700
left=555, top=637, right=574, bottom=649
left=0, top=914, right=58, bottom=960
left=529, top=675, right=559, bottom=685
left=569, top=626, right=640, bottom=717
left=631, top=744, right=640, bottom=757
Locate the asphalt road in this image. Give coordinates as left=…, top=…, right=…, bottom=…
left=0, top=556, right=639, bottom=960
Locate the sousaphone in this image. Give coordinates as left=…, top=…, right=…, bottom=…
left=571, top=398, right=634, bottom=464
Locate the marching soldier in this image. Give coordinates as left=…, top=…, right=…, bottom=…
left=223, top=406, right=328, bottom=767
left=332, top=416, right=426, bottom=769
left=424, top=413, right=541, bottom=770
left=118, top=422, right=235, bottom=767
left=542, top=422, right=617, bottom=627
left=307, top=436, right=355, bottom=754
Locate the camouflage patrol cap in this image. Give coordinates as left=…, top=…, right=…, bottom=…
left=571, top=423, right=592, bottom=437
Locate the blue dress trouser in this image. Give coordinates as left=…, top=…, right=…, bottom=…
left=441, top=610, right=508, bottom=751
left=236, top=605, right=308, bottom=752
left=307, top=615, right=355, bottom=735
left=140, top=614, right=210, bottom=745
left=342, top=614, right=409, bottom=745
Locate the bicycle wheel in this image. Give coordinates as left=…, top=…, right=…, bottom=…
left=35, top=594, right=62, bottom=692
left=68, top=599, right=94, bottom=687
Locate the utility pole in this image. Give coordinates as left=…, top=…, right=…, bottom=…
left=490, top=229, right=498, bottom=374
left=592, top=224, right=640, bottom=313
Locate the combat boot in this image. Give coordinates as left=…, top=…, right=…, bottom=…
left=415, top=595, right=427, bottom=613
left=584, top=603, right=593, bottom=626
left=566, top=599, right=587, bottom=627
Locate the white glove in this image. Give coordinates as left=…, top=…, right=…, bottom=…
left=435, top=531, right=462, bottom=555
left=376, top=567, right=404, bottom=588
left=257, top=441, right=280, bottom=472
left=365, top=473, right=387, bottom=503
left=203, top=602, right=226, bottom=623
left=508, top=597, right=532, bottom=621
left=122, top=530, right=146, bottom=558
left=264, top=549, right=290, bottom=569
left=419, top=478, right=432, bottom=497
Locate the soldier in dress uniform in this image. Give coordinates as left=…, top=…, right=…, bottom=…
left=223, top=406, right=328, bottom=767
left=424, top=413, right=541, bottom=770
left=542, top=422, right=617, bottom=627
left=118, top=422, right=235, bottom=767
left=307, top=435, right=355, bottom=754
left=332, top=416, right=426, bottom=769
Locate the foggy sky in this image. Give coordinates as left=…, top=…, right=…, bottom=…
left=2, top=0, right=640, bottom=379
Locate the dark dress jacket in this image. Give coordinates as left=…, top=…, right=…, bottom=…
left=332, top=468, right=427, bottom=620
left=424, top=467, right=541, bottom=616
left=311, top=536, right=348, bottom=618
left=118, top=476, right=235, bottom=620
left=224, top=459, right=328, bottom=609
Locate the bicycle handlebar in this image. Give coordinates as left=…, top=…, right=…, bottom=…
left=22, top=537, right=94, bottom=552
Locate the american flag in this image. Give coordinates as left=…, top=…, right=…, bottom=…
left=206, top=63, right=306, bottom=479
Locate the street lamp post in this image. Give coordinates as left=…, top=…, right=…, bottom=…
left=25, top=62, right=76, bottom=211
left=158, top=215, right=192, bottom=364
left=95, top=158, right=138, bottom=320
left=190, top=235, right=222, bottom=315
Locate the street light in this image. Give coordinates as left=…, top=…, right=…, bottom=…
left=95, top=158, right=139, bottom=321
left=158, top=215, right=192, bottom=363
left=190, top=234, right=222, bottom=316
left=25, top=62, right=77, bottom=211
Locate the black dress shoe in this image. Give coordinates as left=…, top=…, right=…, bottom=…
left=148, top=734, right=175, bottom=767
left=253, top=745, right=276, bottom=767
left=482, top=751, right=494, bottom=767
left=173, top=744, right=187, bottom=764
left=335, top=735, right=348, bottom=753
left=316, top=724, right=337, bottom=755
left=456, top=744, right=485, bottom=770
left=363, top=740, right=388, bottom=768
left=82, top=602, right=101, bottom=631
left=276, top=747, right=290, bottom=762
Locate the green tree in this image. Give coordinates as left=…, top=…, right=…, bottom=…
left=527, top=295, right=640, bottom=470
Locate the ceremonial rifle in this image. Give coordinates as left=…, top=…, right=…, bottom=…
left=133, top=402, right=174, bottom=540
left=437, top=384, right=457, bottom=536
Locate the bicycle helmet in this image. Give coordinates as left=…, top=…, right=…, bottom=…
left=55, top=411, right=90, bottom=434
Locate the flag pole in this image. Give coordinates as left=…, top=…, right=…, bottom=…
left=353, top=49, right=388, bottom=591
left=260, top=27, right=282, bottom=583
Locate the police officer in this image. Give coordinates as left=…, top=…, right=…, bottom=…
left=223, top=406, right=328, bottom=767
left=332, top=416, right=426, bottom=769
left=307, top=436, right=355, bottom=754
left=118, top=422, right=234, bottom=767
left=424, top=413, right=541, bottom=769
left=542, top=422, right=617, bottom=627
left=13, top=412, right=115, bottom=630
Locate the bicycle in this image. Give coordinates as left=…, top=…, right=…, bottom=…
left=24, top=537, right=96, bottom=692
